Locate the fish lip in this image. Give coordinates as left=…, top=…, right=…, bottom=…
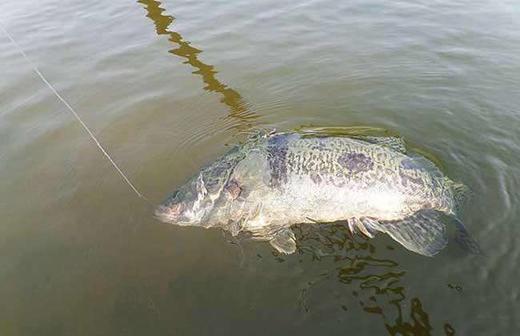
left=154, top=205, right=172, bottom=223
left=154, top=205, right=181, bottom=224
left=154, top=204, right=194, bottom=226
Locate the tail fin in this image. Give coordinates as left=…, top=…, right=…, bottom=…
left=363, top=210, right=448, bottom=257
left=362, top=209, right=481, bottom=257
left=443, top=179, right=481, bottom=254
left=452, top=217, right=482, bottom=255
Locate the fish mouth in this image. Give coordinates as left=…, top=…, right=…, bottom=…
left=155, top=203, right=199, bottom=227
left=154, top=205, right=172, bottom=223
left=155, top=204, right=183, bottom=224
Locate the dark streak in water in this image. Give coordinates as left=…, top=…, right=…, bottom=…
left=293, top=224, right=456, bottom=335
left=137, top=0, right=258, bottom=129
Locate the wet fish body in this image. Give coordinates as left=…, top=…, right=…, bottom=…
left=156, top=131, right=477, bottom=256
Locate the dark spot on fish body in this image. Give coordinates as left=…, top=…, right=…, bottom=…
left=302, top=165, right=309, bottom=174
left=310, top=141, right=328, bottom=150
left=308, top=160, right=317, bottom=172
left=331, top=175, right=346, bottom=187
left=205, top=179, right=222, bottom=193
left=319, top=165, right=329, bottom=175
left=202, top=147, right=247, bottom=193
left=311, top=152, right=322, bottom=162
left=267, top=135, right=289, bottom=187
left=400, top=157, right=422, bottom=170
left=287, top=152, right=296, bottom=170
left=310, top=172, right=322, bottom=184
left=399, top=157, right=436, bottom=176
left=338, top=152, right=374, bottom=173
left=398, top=168, right=425, bottom=190
left=422, top=201, right=433, bottom=209
left=374, top=151, right=385, bottom=162
left=224, top=179, right=242, bottom=200
left=383, top=167, right=394, bottom=176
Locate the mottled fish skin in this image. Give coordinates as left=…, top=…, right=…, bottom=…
left=267, top=134, right=290, bottom=188
left=202, top=133, right=455, bottom=236
left=157, top=131, right=464, bottom=255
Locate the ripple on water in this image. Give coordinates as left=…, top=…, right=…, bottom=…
left=1, top=0, right=520, bottom=334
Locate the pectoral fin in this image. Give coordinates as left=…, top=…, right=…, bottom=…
left=348, top=217, right=375, bottom=238
left=269, top=228, right=297, bottom=254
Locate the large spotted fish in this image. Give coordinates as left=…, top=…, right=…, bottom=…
left=156, top=129, right=479, bottom=256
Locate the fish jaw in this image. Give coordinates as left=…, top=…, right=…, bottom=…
left=154, top=204, right=183, bottom=224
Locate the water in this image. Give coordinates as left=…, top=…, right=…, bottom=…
left=1, top=0, right=519, bottom=334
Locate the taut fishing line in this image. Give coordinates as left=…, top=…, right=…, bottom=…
left=0, top=22, right=150, bottom=203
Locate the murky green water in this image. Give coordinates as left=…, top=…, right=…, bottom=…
left=1, top=0, right=519, bottom=334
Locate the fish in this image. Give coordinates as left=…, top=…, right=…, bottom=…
left=156, top=128, right=480, bottom=256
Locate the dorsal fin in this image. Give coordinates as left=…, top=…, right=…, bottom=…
left=357, top=136, right=407, bottom=153
left=452, top=217, right=482, bottom=255
left=362, top=210, right=481, bottom=256
left=293, top=126, right=406, bottom=153
left=295, top=126, right=398, bottom=138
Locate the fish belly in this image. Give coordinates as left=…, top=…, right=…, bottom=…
left=280, top=176, right=412, bottom=224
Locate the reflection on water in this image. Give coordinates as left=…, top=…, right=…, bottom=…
left=137, top=0, right=258, bottom=130
left=293, top=224, right=455, bottom=335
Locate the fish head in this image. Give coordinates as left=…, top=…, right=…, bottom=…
left=155, top=159, right=237, bottom=226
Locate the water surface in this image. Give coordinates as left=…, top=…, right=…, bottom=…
left=1, top=0, right=519, bottom=334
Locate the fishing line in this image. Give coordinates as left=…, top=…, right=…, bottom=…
left=0, top=22, right=150, bottom=203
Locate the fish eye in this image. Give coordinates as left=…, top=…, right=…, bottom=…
left=167, top=190, right=180, bottom=200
